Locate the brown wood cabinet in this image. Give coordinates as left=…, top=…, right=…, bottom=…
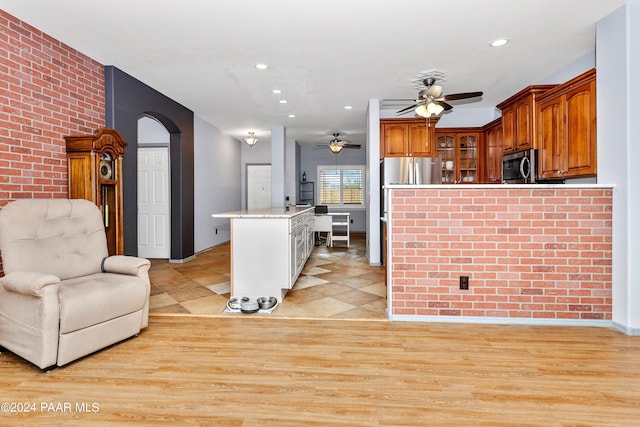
left=497, top=85, right=556, bottom=154
left=436, top=129, right=483, bottom=184
left=483, top=118, right=503, bottom=184
left=380, top=118, right=438, bottom=158
left=65, top=128, right=127, bottom=255
left=537, top=69, right=596, bottom=180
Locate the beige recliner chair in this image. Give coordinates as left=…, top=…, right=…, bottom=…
left=0, top=199, right=151, bottom=369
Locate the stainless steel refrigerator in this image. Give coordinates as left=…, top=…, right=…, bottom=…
left=382, top=156, right=442, bottom=185
left=380, top=157, right=441, bottom=265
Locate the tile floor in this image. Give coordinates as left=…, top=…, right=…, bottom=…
left=148, top=233, right=387, bottom=319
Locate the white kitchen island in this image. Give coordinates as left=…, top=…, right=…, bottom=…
left=212, top=206, right=315, bottom=302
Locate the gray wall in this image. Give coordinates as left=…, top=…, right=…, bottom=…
left=299, top=144, right=367, bottom=233
left=194, top=115, right=242, bottom=252
left=105, top=66, right=194, bottom=261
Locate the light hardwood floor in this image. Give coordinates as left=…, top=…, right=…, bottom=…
left=1, top=316, right=639, bottom=426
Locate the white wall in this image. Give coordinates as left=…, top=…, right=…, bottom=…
left=366, top=100, right=381, bottom=265
left=285, top=139, right=299, bottom=204
left=138, top=116, right=171, bottom=144
left=596, top=2, right=640, bottom=334
left=539, top=50, right=595, bottom=84
left=271, top=126, right=286, bottom=207
left=194, top=115, right=242, bottom=252
left=240, top=137, right=272, bottom=210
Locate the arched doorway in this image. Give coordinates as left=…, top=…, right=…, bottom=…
left=137, top=115, right=171, bottom=259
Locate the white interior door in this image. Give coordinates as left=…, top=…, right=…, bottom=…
left=247, top=164, right=271, bottom=210
left=138, top=147, right=170, bottom=258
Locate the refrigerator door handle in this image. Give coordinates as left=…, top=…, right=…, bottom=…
left=415, top=161, right=421, bottom=185
left=408, top=160, right=414, bottom=184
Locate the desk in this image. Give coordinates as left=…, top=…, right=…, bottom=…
left=314, top=214, right=332, bottom=246
left=314, top=212, right=350, bottom=247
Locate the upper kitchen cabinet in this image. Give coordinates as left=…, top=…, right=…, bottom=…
left=537, top=68, right=596, bottom=180
left=380, top=118, right=438, bottom=158
left=436, top=128, right=483, bottom=184
left=497, top=85, right=556, bottom=154
left=483, top=118, right=503, bottom=184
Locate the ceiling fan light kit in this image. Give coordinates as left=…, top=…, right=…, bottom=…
left=318, top=132, right=361, bottom=153
left=415, top=102, right=445, bottom=118
left=397, top=71, right=483, bottom=118
left=329, top=141, right=343, bottom=153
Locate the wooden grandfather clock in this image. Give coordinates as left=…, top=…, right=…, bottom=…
left=65, top=127, right=127, bottom=255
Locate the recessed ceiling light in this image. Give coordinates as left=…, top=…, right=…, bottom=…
left=255, top=63, right=268, bottom=70
left=490, top=38, right=509, bottom=47
left=288, top=114, right=295, bottom=118
left=344, top=105, right=353, bottom=110
left=272, top=89, right=282, bottom=94
left=279, top=99, right=287, bottom=104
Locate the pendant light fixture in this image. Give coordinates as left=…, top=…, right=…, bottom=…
left=243, top=131, right=258, bottom=147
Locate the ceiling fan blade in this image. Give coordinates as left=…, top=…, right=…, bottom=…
left=436, top=100, right=454, bottom=111
left=396, top=104, right=418, bottom=114
left=343, top=144, right=361, bottom=149
left=443, top=91, right=483, bottom=101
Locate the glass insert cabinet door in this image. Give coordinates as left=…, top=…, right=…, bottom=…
left=458, top=135, right=478, bottom=183
left=437, top=135, right=455, bottom=183
left=437, top=133, right=478, bottom=183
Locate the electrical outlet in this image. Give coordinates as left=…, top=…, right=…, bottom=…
left=460, top=276, right=469, bottom=290
left=215, top=228, right=218, bottom=235
left=350, top=219, right=354, bottom=224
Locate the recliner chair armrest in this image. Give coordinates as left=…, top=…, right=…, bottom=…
left=0, top=271, right=61, bottom=297
left=101, top=255, right=151, bottom=278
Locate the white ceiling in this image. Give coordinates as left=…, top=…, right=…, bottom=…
left=0, top=0, right=629, bottom=146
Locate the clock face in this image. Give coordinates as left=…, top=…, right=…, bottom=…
left=100, top=153, right=114, bottom=179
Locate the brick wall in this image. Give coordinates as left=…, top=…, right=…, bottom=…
left=0, top=10, right=105, bottom=273
left=388, top=187, right=613, bottom=321
left=0, top=10, right=105, bottom=206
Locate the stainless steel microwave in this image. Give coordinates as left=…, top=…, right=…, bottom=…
left=502, top=149, right=537, bottom=184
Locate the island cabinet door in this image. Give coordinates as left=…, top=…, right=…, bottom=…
left=232, top=218, right=290, bottom=300
left=306, top=223, right=315, bottom=255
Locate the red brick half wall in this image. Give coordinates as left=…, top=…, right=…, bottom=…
left=387, top=186, right=613, bottom=322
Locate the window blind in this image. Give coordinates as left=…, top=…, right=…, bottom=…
left=318, top=166, right=364, bottom=206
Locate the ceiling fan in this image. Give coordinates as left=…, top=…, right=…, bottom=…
left=396, top=77, right=483, bottom=117
left=319, top=133, right=361, bottom=153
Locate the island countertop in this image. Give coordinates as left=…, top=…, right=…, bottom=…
left=212, top=205, right=314, bottom=219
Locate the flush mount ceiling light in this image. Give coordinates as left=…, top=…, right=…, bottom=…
left=272, top=89, right=282, bottom=94
left=288, top=114, right=295, bottom=118
left=344, top=105, right=353, bottom=110
left=490, top=38, right=509, bottom=47
left=279, top=99, right=287, bottom=104
left=415, top=101, right=444, bottom=118
left=243, top=131, right=258, bottom=147
left=255, top=63, right=268, bottom=70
